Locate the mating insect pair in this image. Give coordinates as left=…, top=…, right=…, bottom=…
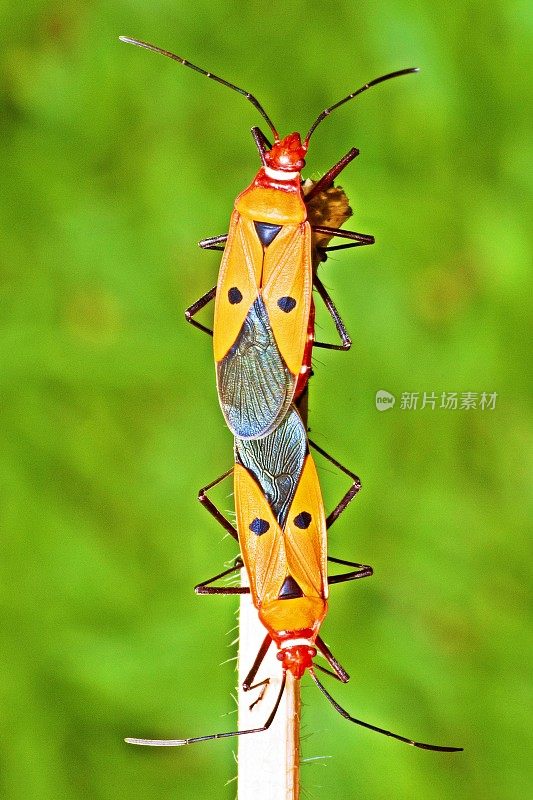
left=120, top=37, right=462, bottom=754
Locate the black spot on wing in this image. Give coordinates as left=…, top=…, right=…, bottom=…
left=278, top=575, right=304, bottom=600
left=217, top=297, right=294, bottom=439
left=228, top=287, right=243, bottom=304
left=249, top=517, right=270, bottom=535
left=254, top=221, right=282, bottom=246
left=277, top=296, right=297, bottom=313
left=294, top=511, right=312, bottom=529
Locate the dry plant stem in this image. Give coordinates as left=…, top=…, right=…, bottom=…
left=238, top=569, right=300, bottom=800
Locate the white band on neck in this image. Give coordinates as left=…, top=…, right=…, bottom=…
left=279, top=638, right=313, bottom=650
left=264, top=166, right=299, bottom=181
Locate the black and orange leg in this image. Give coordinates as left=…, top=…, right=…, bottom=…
left=313, top=224, right=375, bottom=265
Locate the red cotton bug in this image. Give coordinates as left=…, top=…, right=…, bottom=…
left=119, top=36, right=417, bottom=439
left=125, top=405, right=462, bottom=753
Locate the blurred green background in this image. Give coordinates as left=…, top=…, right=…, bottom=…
left=1, top=1, right=531, bottom=798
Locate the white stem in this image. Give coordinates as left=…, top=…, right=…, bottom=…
left=237, top=569, right=300, bottom=800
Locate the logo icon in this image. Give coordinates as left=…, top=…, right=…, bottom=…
left=375, top=390, right=396, bottom=411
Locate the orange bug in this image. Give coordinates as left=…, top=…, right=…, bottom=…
left=120, top=36, right=417, bottom=439
left=126, top=406, right=462, bottom=752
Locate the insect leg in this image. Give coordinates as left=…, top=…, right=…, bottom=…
left=309, top=669, right=463, bottom=752
left=125, top=670, right=287, bottom=747
left=198, top=467, right=239, bottom=541
left=196, top=553, right=372, bottom=598
left=242, top=634, right=273, bottom=710
left=313, top=662, right=345, bottom=681
left=242, top=633, right=273, bottom=690
left=327, top=555, right=373, bottom=585
left=315, top=635, right=350, bottom=683
left=308, top=439, right=361, bottom=528
left=304, top=147, right=360, bottom=202
left=313, top=273, right=351, bottom=351
left=195, top=556, right=249, bottom=595
left=184, top=285, right=216, bottom=336
left=323, top=241, right=370, bottom=253
left=198, top=234, right=228, bottom=251
left=312, top=225, right=375, bottom=245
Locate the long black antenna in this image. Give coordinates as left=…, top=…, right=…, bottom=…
left=125, top=671, right=286, bottom=746
left=309, top=670, right=463, bottom=753
left=119, top=37, right=280, bottom=141
left=305, top=67, right=419, bottom=145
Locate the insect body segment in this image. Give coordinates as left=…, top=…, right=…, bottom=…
left=196, top=401, right=365, bottom=683
left=120, top=36, right=396, bottom=439
left=215, top=205, right=312, bottom=438
left=212, top=134, right=377, bottom=439
left=234, top=407, right=328, bottom=658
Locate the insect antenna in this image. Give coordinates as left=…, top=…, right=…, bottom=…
left=119, top=37, right=280, bottom=141
left=125, top=672, right=286, bottom=747
left=309, top=670, right=463, bottom=752
left=304, top=67, right=419, bottom=145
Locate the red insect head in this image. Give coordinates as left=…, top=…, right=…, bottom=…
left=265, top=133, right=307, bottom=172
left=277, top=643, right=317, bottom=679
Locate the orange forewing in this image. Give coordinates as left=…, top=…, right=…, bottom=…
left=235, top=450, right=328, bottom=610
left=284, top=454, right=328, bottom=602
left=213, top=213, right=263, bottom=362
left=262, top=222, right=312, bottom=376
left=234, top=463, right=287, bottom=609
left=214, top=214, right=312, bottom=380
